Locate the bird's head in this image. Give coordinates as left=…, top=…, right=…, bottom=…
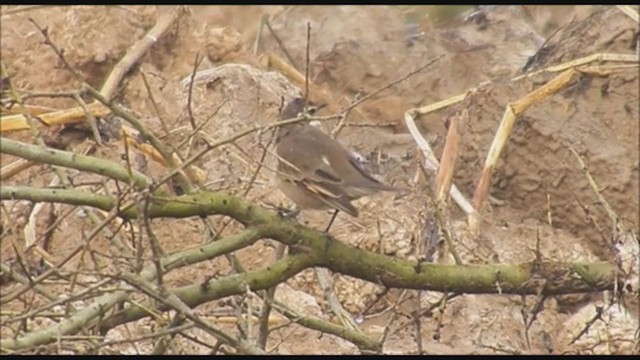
left=280, top=97, right=325, bottom=120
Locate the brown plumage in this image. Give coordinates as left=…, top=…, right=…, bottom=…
left=274, top=97, right=398, bottom=217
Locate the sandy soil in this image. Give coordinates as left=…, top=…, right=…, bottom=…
left=1, top=5, right=638, bottom=355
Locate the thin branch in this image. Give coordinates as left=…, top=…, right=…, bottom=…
left=186, top=52, right=204, bottom=130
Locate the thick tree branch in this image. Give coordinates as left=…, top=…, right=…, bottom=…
left=101, top=252, right=380, bottom=352
left=1, top=185, right=618, bottom=296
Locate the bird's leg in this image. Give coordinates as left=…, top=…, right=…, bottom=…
left=323, top=209, right=340, bottom=233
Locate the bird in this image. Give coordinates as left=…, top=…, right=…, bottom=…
left=274, top=97, right=398, bottom=218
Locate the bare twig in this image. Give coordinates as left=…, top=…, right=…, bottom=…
left=186, top=52, right=204, bottom=130
left=304, top=22, right=311, bottom=108
left=140, top=70, right=170, bottom=136
left=568, top=305, right=604, bottom=346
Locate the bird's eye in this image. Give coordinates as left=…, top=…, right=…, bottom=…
left=306, top=106, right=318, bottom=115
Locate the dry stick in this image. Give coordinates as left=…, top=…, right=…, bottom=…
left=616, top=5, right=640, bottom=23
left=24, top=177, right=59, bottom=249
left=0, top=100, right=111, bottom=133
left=267, top=328, right=296, bottom=354
left=65, top=208, right=102, bottom=316
left=571, top=191, right=612, bottom=247
left=180, top=333, right=221, bottom=354
left=329, top=97, right=357, bottom=138
left=472, top=68, right=578, bottom=223
left=360, top=288, right=407, bottom=321
left=405, top=109, right=476, bottom=222
left=1, top=158, right=35, bottom=181
left=418, top=159, right=462, bottom=265
left=121, top=127, right=137, bottom=190
left=434, top=112, right=463, bottom=203
left=524, top=229, right=549, bottom=339
left=100, top=7, right=184, bottom=100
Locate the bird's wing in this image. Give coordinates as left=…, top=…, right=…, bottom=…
left=276, top=147, right=359, bottom=216
left=275, top=126, right=348, bottom=185
left=276, top=127, right=360, bottom=215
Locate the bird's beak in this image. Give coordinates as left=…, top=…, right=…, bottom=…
left=315, top=103, right=328, bottom=111
left=305, top=102, right=327, bottom=115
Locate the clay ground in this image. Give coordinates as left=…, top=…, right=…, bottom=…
left=0, top=5, right=638, bottom=355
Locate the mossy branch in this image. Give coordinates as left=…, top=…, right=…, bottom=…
left=1, top=185, right=618, bottom=296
